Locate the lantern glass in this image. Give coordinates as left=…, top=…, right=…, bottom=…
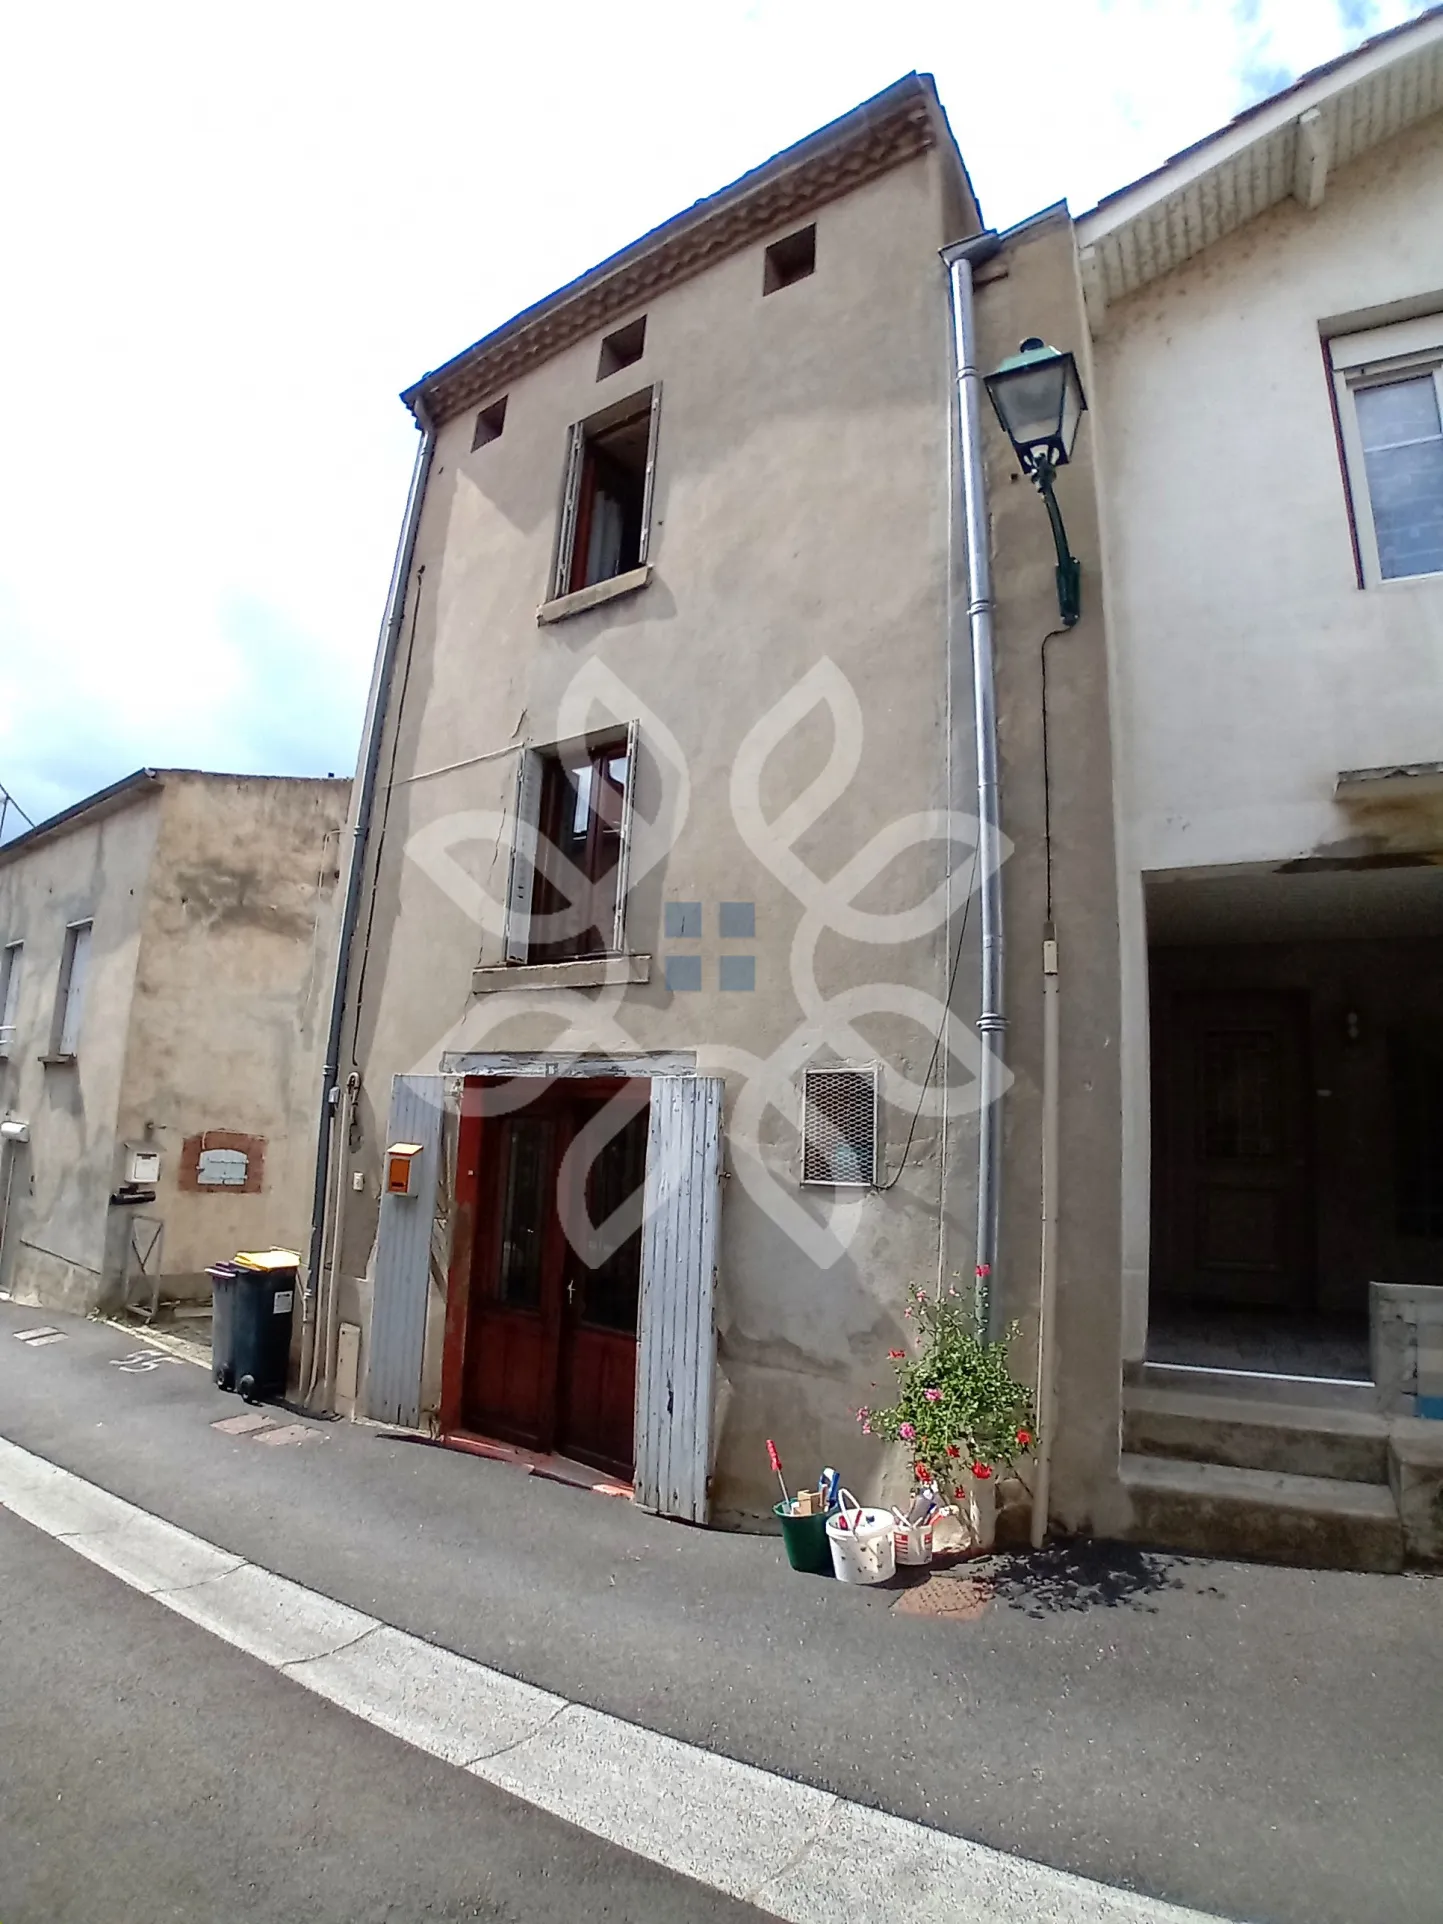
left=985, top=338, right=1087, bottom=470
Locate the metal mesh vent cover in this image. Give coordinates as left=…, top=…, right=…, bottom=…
left=802, top=1068, right=877, bottom=1186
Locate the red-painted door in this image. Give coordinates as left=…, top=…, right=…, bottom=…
left=456, top=1080, right=645, bottom=1476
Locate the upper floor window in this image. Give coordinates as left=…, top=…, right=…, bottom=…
left=552, top=387, right=661, bottom=599
left=505, top=730, right=637, bottom=964
left=0, top=941, right=22, bottom=1055
left=1331, top=316, right=1443, bottom=584
left=51, top=920, right=91, bottom=1059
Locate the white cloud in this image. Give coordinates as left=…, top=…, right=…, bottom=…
left=0, top=0, right=1430, bottom=825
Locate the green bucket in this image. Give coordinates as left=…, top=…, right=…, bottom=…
left=775, top=1502, right=835, bottom=1574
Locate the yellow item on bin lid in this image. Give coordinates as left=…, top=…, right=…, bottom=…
left=233, top=1247, right=300, bottom=1271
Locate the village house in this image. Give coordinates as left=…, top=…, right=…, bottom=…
left=0, top=770, right=349, bottom=1319
left=314, top=75, right=1121, bottom=1533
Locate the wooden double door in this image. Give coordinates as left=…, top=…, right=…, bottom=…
left=445, top=1078, right=649, bottom=1477
left=1152, top=989, right=1314, bottom=1310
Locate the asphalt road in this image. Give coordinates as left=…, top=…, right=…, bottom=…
left=2, top=1299, right=1441, bottom=1924
left=0, top=1504, right=768, bottom=1924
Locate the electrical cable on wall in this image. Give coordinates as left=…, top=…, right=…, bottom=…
left=880, top=845, right=978, bottom=1191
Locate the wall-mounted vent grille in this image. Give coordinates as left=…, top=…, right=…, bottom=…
left=802, top=1067, right=877, bottom=1187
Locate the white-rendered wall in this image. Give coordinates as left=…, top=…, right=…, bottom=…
left=1092, top=115, right=1443, bottom=1354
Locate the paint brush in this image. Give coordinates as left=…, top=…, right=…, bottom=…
left=766, top=1439, right=790, bottom=1510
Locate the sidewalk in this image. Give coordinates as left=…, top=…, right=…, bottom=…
left=1, top=1296, right=1440, bottom=1924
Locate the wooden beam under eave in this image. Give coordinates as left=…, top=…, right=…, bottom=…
left=1293, top=107, right=1329, bottom=210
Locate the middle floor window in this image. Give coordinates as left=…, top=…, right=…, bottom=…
left=506, top=730, right=637, bottom=963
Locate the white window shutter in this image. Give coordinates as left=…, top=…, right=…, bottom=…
left=634, top=1075, right=723, bottom=1523
left=611, top=718, right=639, bottom=954
left=59, top=923, right=91, bottom=1056
left=504, top=752, right=543, bottom=963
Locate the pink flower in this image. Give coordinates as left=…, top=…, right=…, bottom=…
left=923, top=1388, right=941, bottom=1402
left=888, top=1349, right=906, bottom=1360
left=856, top=1407, right=869, bottom=1424
left=861, top=1421, right=872, bottom=1435
left=899, top=1422, right=916, bottom=1441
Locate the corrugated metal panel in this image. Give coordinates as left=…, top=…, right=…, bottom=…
left=634, top=1076, right=723, bottom=1524
left=367, top=1074, right=445, bottom=1426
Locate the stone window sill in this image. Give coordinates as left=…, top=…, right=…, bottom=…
left=471, top=953, right=652, bottom=995
left=537, top=565, right=651, bottom=627
left=39, top=1053, right=77, bottom=1067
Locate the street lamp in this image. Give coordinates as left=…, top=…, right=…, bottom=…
left=984, top=338, right=1088, bottom=627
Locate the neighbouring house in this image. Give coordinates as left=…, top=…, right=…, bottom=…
left=318, top=75, right=1120, bottom=1531
left=1070, top=7, right=1443, bottom=1567
left=0, top=769, right=350, bottom=1318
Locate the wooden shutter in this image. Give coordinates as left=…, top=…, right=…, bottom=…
left=504, top=751, right=543, bottom=963
left=634, top=1075, right=723, bottom=1523
left=59, top=922, right=92, bottom=1056
left=553, top=422, right=586, bottom=598
left=610, top=718, right=640, bottom=954
left=638, top=382, right=662, bottom=564
left=367, top=1074, right=444, bottom=1426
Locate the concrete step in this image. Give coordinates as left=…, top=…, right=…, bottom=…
left=1120, top=1452, right=1404, bottom=1572
left=1124, top=1386, right=1391, bottom=1483
left=1127, top=1360, right=1376, bottom=1411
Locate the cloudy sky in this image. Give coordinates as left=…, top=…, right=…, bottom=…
left=0, top=0, right=1431, bottom=831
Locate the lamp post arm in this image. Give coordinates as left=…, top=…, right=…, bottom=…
left=1033, top=459, right=1082, bottom=628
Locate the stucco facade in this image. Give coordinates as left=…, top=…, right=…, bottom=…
left=330, top=80, right=1047, bottom=1523
left=0, top=771, right=349, bottom=1315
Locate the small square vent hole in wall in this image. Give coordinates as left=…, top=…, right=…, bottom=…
left=803, top=1067, right=877, bottom=1186
left=598, top=317, right=646, bottom=380
left=472, top=395, right=507, bottom=449
left=763, top=224, right=816, bottom=295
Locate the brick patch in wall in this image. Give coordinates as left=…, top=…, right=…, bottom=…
left=178, top=1130, right=267, bottom=1194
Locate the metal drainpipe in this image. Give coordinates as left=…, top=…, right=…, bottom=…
left=302, top=398, right=436, bottom=1399
left=942, top=233, right=1006, bottom=1339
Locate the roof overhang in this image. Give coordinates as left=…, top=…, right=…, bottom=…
left=1076, top=7, right=1443, bottom=329
left=402, top=73, right=976, bottom=429
left=0, top=769, right=162, bottom=868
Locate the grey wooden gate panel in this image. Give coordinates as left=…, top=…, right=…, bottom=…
left=367, top=1073, right=444, bottom=1426
left=634, top=1075, right=723, bottom=1523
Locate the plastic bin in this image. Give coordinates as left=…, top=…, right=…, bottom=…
left=207, top=1263, right=240, bottom=1391
left=209, top=1260, right=296, bottom=1402
left=775, top=1502, right=836, bottom=1574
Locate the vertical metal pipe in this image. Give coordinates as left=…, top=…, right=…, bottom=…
left=303, top=400, right=436, bottom=1385
left=943, top=235, right=1007, bottom=1337
left=1032, top=930, right=1061, bottom=1546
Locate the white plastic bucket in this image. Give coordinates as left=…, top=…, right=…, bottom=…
left=826, top=1490, right=897, bottom=1585
left=892, top=1512, right=935, bottom=1566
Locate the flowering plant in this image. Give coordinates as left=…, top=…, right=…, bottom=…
left=857, top=1283, right=1037, bottom=1495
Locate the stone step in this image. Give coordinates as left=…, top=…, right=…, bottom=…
left=1120, top=1452, right=1404, bottom=1572
left=1123, top=1386, right=1391, bottom=1483
left=1127, top=1359, right=1376, bottom=1411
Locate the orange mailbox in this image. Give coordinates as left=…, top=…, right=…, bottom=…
left=385, top=1142, right=424, bottom=1197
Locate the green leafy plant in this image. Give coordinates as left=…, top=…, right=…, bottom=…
left=857, top=1282, right=1037, bottom=1495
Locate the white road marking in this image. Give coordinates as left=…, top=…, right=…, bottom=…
left=0, top=1434, right=1230, bottom=1924
left=14, top=1327, right=65, bottom=1346
left=109, top=1348, right=180, bottom=1373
